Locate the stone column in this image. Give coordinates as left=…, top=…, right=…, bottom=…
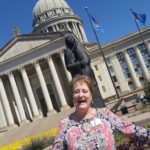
left=72, top=22, right=79, bottom=38
left=45, top=29, right=49, bottom=33
left=76, top=23, right=83, bottom=40
left=123, top=51, right=141, bottom=88
left=134, top=46, right=150, bottom=80
left=52, top=25, right=56, bottom=32
left=0, top=100, right=7, bottom=128
left=8, top=72, right=27, bottom=122
left=74, top=22, right=82, bottom=40
left=0, top=78, right=15, bottom=126
left=59, top=51, right=72, bottom=82
left=12, top=101, right=21, bottom=123
left=34, top=61, right=55, bottom=113
left=20, top=67, right=40, bottom=118
left=145, top=41, right=150, bottom=54
left=66, top=22, right=71, bottom=31
left=70, top=22, right=76, bottom=36
left=55, top=24, right=59, bottom=31
left=47, top=56, right=69, bottom=110
left=111, top=56, right=130, bottom=92
left=78, top=24, right=88, bottom=42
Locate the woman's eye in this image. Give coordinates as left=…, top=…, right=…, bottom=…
left=73, top=90, right=79, bottom=94
left=83, top=90, right=88, bottom=93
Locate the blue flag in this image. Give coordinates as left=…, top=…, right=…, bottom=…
left=131, top=10, right=146, bottom=25
left=89, top=14, right=104, bottom=32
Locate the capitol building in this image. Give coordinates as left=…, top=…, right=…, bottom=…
left=0, top=0, right=150, bottom=129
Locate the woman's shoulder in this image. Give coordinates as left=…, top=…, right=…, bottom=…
left=60, top=115, right=70, bottom=124
left=59, top=113, right=75, bottom=126
left=96, top=107, right=111, bottom=117
left=96, top=107, right=109, bottom=113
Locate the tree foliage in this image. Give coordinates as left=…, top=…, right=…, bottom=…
left=144, top=81, right=150, bottom=98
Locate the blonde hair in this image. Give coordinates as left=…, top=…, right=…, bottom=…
left=70, top=75, right=94, bottom=95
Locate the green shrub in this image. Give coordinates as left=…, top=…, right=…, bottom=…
left=21, top=136, right=55, bottom=150
left=114, top=131, right=128, bottom=143
left=21, top=138, right=45, bottom=150
left=141, top=104, right=150, bottom=113
left=42, top=136, right=55, bottom=147
left=144, top=81, right=150, bottom=98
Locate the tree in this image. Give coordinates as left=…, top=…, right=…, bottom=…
left=144, top=81, right=150, bottom=98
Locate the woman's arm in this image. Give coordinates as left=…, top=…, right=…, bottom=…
left=52, top=121, right=67, bottom=150
left=104, top=108, right=149, bottom=141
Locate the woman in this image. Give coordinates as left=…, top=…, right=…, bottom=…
left=52, top=75, right=149, bottom=150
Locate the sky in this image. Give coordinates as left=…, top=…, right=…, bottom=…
left=0, top=0, right=150, bottom=48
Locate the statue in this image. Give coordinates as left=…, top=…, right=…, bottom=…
left=64, top=35, right=105, bottom=108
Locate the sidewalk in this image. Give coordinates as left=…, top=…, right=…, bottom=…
left=121, top=111, right=150, bottom=126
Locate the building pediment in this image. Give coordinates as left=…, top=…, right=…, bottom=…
left=0, top=34, right=51, bottom=63
left=0, top=31, right=71, bottom=74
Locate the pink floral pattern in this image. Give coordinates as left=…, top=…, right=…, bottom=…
left=52, top=108, right=149, bottom=150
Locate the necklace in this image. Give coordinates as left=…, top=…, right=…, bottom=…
left=82, top=122, right=92, bottom=132
left=81, top=117, right=102, bottom=132
left=75, top=109, right=100, bottom=132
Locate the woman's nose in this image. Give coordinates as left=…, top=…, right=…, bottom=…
left=79, top=92, right=83, bottom=97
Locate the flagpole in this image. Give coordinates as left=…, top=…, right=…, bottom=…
left=85, top=7, right=120, bottom=99
left=130, top=9, right=150, bottom=57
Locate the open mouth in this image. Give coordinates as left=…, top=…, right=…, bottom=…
left=78, top=100, right=86, bottom=104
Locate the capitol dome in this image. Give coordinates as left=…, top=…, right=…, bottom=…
left=32, top=0, right=87, bottom=43
left=32, top=0, right=73, bottom=29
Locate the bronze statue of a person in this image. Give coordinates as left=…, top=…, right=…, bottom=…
left=64, top=35, right=105, bottom=108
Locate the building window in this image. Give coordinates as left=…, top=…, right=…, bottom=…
left=116, top=86, right=122, bottom=95
left=116, top=52, right=124, bottom=61
left=112, top=76, right=118, bottom=83
left=44, top=13, right=48, bottom=18
left=124, top=72, right=131, bottom=79
left=58, top=24, right=65, bottom=31
left=138, top=43, right=150, bottom=71
left=139, top=77, right=145, bottom=87
left=108, top=66, right=114, bottom=74
left=102, top=86, right=106, bottom=92
left=128, top=81, right=136, bottom=91
left=53, top=10, right=57, bottom=15
left=127, top=48, right=142, bottom=76
left=68, top=22, right=73, bottom=31
left=106, top=57, right=111, bottom=65
left=47, top=26, right=53, bottom=32
left=94, top=65, right=98, bottom=71
left=116, top=52, right=131, bottom=80
left=98, top=75, right=102, bottom=81
left=38, top=17, right=41, bottom=22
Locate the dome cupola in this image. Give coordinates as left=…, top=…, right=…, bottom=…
left=32, top=0, right=87, bottom=43
left=32, top=0, right=73, bottom=29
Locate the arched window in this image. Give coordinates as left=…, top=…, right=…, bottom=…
left=139, top=77, right=145, bottom=87
left=128, top=81, right=136, bottom=91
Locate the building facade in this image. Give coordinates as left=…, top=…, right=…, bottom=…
left=0, top=0, right=150, bottom=129
left=89, top=27, right=150, bottom=102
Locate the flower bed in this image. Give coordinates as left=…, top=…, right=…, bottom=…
left=0, top=128, right=57, bottom=150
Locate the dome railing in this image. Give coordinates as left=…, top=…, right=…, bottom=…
left=33, top=8, right=73, bottom=28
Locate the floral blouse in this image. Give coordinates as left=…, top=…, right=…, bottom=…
left=52, top=108, right=149, bottom=150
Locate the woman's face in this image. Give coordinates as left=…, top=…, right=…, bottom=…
left=72, top=81, right=92, bottom=110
